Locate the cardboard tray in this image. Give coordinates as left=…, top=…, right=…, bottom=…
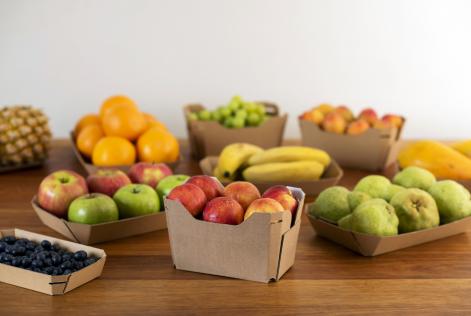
left=32, top=197, right=167, bottom=245
left=0, top=228, right=106, bottom=295
left=165, top=187, right=305, bottom=283
left=70, top=132, right=180, bottom=175
left=199, top=156, right=343, bottom=196
left=184, top=103, right=287, bottom=159
left=305, top=205, right=471, bottom=256
left=299, top=119, right=405, bottom=172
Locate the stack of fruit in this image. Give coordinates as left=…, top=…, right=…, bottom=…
left=0, top=105, right=51, bottom=169
left=309, top=166, right=471, bottom=236
left=167, top=175, right=298, bottom=225
left=74, top=95, right=179, bottom=167
left=299, top=103, right=404, bottom=135
left=0, top=236, right=98, bottom=276
left=399, top=140, right=471, bottom=180
left=187, top=96, right=271, bottom=128
left=36, top=162, right=189, bottom=224
left=212, top=143, right=331, bottom=183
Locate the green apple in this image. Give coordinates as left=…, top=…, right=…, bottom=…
left=156, top=174, right=190, bottom=205
left=198, top=110, right=211, bottom=121
left=68, top=193, right=119, bottom=224
left=113, top=184, right=160, bottom=218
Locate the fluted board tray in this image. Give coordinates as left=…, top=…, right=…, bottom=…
left=184, top=103, right=287, bottom=159
left=199, top=156, right=343, bottom=196
left=165, top=187, right=305, bottom=283
left=32, top=197, right=167, bottom=245
left=305, top=205, right=471, bottom=256
left=0, top=228, right=106, bottom=295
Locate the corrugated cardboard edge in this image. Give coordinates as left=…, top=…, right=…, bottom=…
left=165, top=187, right=305, bottom=283
left=32, top=197, right=167, bottom=245
left=0, top=228, right=106, bottom=295
left=199, top=156, right=343, bottom=196
left=304, top=205, right=471, bottom=256
left=299, top=118, right=405, bottom=171
left=183, top=103, right=287, bottom=159
left=69, top=132, right=181, bottom=175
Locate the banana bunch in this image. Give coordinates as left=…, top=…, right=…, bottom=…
left=215, top=143, right=331, bottom=183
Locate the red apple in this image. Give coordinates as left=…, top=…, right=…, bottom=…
left=187, top=175, right=224, bottom=200
left=167, top=183, right=207, bottom=217
left=87, top=169, right=131, bottom=197
left=346, top=119, right=370, bottom=135
left=224, top=181, right=261, bottom=210
left=128, top=162, right=173, bottom=188
left=202, top=197, right=244, bottom=225
left=262, top=185, right=298, bottom=219
left=244, top=198, right=285, bottom=220
left=381, top=114, right=403, bottom=128
left=37, top=170, right=88, bottom=218
left=358, top=108, right=378, bottom=125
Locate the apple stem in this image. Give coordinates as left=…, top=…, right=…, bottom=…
left=59, top=177, right=69, bottom=184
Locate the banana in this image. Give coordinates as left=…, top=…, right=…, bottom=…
left=213, top=166, right=234, bottom=183
left=248, top=146, right=331, bottom=167
left=451, top=140, right=471, bottom=158
left=217, top=143, right=264, bottom=179
left=242, top=160, right=325, bottom=182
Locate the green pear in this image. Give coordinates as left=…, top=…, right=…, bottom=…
left=309, top=186, right=350, bottom=222
left=428, top=180, right=471, bottom=223
left=393, top=166, right=436, bottom=190
left=354, top=175, right=391, bottom=200
left=338, top=214, right=352, bottom=230
left=350, top=199, right=399, bottom=236
left=385, top=184, right=406, bottom=201
left=390, top=188, right=439, bottom=233
left=347, top=191, right=371, bottom=210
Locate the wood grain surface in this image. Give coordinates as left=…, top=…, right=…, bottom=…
left=0, top=139, right=469, bottom=315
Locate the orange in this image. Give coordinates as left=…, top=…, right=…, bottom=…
left=76, top=124, right=104, bottom=158
left=143, top=112, right=167, bottom=131
left=99, top=95, right=138, bottom=119
left=137, top=127, right=179, bottom=163
left=102, top=105, right=147, bottom=141
left=74, top=113, right=100, bottom=135
left=92, top=136, right=136, bottom=166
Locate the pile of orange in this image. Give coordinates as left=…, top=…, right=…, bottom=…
left=74, top=95, right=179, bottom=166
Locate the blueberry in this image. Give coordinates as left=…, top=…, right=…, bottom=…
left=31, top=259, right=44, bottom=268
left=33, top=246, right=44, bottom=253
left=73, top=250, right=87, bottom=261
left=62, top=252, right=73, bottom=261
left=25, top=241, right=36, bottom=251
left=43, top=258, right=53, bottom=267
left=84, top=257, right=97, bottom=266
left=3, top=236, right=16, bottom=244
left=51, top=254, right=62, bottom=266
left=63, top=269, right=72, bottom=275
left=74, top=261, right=84, bottom=270
left=26, top=250, right=34, bottom=257
left=11, top=257, right=22, bottom=267
left=21, top=257, right=32, bottom=268
left=43, top=266, right=54, bottom=275
left=12, top=246, right=25, bottom=256
left=60, top=260, right=72, bottom=270
left=40, top=240, right=52, bottom=250
left=32, top=267, right=42, bottom=273
left=52, top=244, right=61, bottom=252
left=0, top=242, right=6, bottom=252
left=5, top=245, right=13, bottom=254
left=36, top=251, right=49, bottom=261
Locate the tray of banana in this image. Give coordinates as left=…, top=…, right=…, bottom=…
left=199, top=143, right=343, bottom=196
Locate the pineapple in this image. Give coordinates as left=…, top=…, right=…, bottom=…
left=0, top=105, right=51, bottom=167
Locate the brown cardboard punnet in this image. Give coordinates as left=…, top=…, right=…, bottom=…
left=32, top=197, right=167, bottom=245
left=184, top=103, right=287, bottom=159
left=165, top=187, right=305, bottom=283
left=199, top=156, right=343, bottom=196
left=305, top=205, right=471, bottom=256
left=70, top=132, right=180, bottom=175
left=0, top=228, right=105, bottom=295
left=299, top=119, right=404, bottom=172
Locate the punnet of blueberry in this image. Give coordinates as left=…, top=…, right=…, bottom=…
left=0, top=236, right=99, bottom=276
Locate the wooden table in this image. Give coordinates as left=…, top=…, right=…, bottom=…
left=1, top=139, right=470, bottom=315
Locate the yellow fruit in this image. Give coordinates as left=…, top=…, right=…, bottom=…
left=99, top=95, right=138, bottom=120
left=398, top=140, right=471, bottom=179
left=74, top=113, right=100, bottom=136
left=92, top=137, right=136, bottom=166
left=248, top=146, right=331, bottom=167
left=101, top=105, right=147, bottom=141
left=243, top=160, right=325, bottom=182
left=137, top=127, right=179, bottom=163
left=76, top=124, right=104, bottom=158
left=451, top=140, right=471, bottom=158
left=313, top=103, right=334, bottom=115
left=217, top=143, right=264, bottom=179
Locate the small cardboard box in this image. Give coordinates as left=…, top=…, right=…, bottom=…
left=165, top=187, right=305, bottom=283
left=199, top=156, right=343, bottom=196
left=184, top=103, right=287, bottom=159
left=32, top=197, right=167, bottom=245
left=299, top=119, right=404, bottom=172
left=0, top=228, right=106, bottom=295
left=70, top=132, right=180, bottom=175
left=305, top=206, right=471, bottom=256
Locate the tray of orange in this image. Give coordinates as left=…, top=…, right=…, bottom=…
left=73, top=95, right=180, bottom=174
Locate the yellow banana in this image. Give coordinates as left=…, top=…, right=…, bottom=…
left=451, top=140, right=471, bottom=158
left=217, top=143, right=263, bottom=179
left=213, top=166, right=234, bottom=183
left=242, top=160, right=325, bottom=182
left=248, top=146, right=331, bottom=167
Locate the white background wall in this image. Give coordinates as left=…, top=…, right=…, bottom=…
left=1, top=0, right=470, bottom=139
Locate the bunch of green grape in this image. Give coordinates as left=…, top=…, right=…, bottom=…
left=188, top=96, right=268, bottom=128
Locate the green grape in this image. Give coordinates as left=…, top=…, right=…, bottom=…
left=244, top=102, right=257, bottom=113
left=211, top=110, right=221, bottom=122
left=231, top=95, right=243, bottom=104
left=198, top=110, right=211, bottom=121
left=246, top=112, right=261, bottom=126
left=219, top=107, right=231, bottom=118
left=232, top=117, right=246, bottom=128
left=255, top=103, right=266, bottom=116
left=228, top=100, right=240, bottom=112
left=223, top=117, right=234, bottom=128
left=235, top=109, right=248, bottom=119
left=187, top=112, right=198, bottom=121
